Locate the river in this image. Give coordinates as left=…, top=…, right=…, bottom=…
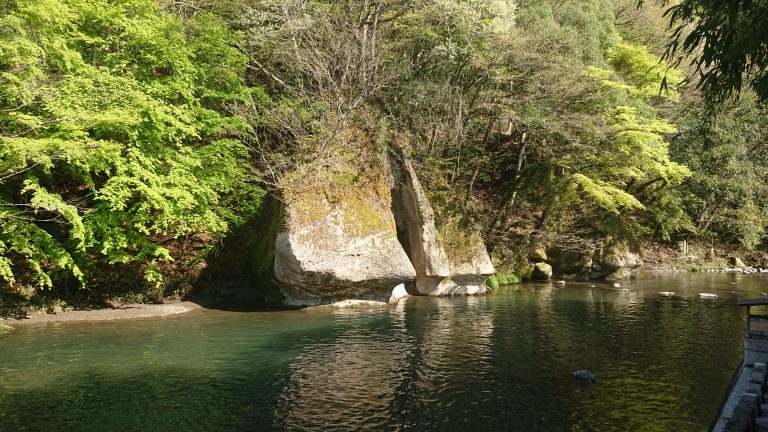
left=0, top=273, right=761, bottom=431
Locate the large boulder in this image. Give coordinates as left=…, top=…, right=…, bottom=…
left=595, top=241, right=642, bottom=280
left=548, top=247, right=593, bottom=279
left=729, top=256, right=746, bottom=268
left=268, top=141, right=495, bottom=306
left=531, top=262, right=553, bottom=281
left=431, top=219, right=495, bottom=295
left=274, top=165, right=416, bottom=306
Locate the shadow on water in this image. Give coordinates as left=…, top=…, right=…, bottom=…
left=0, top=369, right=279, bottom=432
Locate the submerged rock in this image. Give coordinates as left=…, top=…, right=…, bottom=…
left=572, top=370, right=597, bottom=383
left=699, top=293, right=719, bottom=299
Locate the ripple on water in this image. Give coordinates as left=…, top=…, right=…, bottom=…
left=0, top=273, right=755, bottom=431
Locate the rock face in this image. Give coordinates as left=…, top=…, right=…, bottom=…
left=269, top=144, right=495, bottom=306
left=274, top=167, right=417, bottom=306
left=730, top=256, right=747, bottom=268
left=389, top=151, right=451, bottom=293
left=390, top=149, right=494, bottom=296
left=596, top=241, right=642, bottom=280
left=528, top=245, right=548, bottom=263
left=531, top=262, right=553, bottom=281
left=548, top=247, right=593, bottom=279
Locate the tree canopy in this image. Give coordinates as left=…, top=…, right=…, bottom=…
left=0, top=0, right=264, bottom=299
left=658, top=0, right=768, bottom=106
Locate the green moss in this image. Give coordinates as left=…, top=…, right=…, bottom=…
left=496, top=273, right=521, bottom=285
left=282, top=157, right=395, bottom=239
left=487, top=275, right=499, bottom=289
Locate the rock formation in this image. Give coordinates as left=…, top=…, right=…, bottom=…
left=595, top=241, right=642, bottom=280
left=266, top=144, right=495, bottom=306
left=273, top=164, right=417, bottom=306
left=389, top=147, right=494, bottom=296
left=531, top=262, right=553, bottom=281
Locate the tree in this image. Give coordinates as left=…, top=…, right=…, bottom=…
left=656, top=0, right=768, bottom=106
left=0, top=0, right=264, bottom=296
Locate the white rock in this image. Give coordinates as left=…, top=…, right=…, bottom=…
left=329, top=299, right=388, bottom=308
left=612, top=282, right=621, bottom=288
left=391, top=150, right=494, bottom=296
left=275, top=168, right=417, bottom=305
left=659, top=291, right=675, bottom=296
left=699, top=293, right=719, bottom=299
left=388, top=283, right=410, bottom=304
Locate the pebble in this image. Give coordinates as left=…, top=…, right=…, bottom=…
left=699, top=293, right=719, bottom=299
left=659, top=291, right=675, bottom=296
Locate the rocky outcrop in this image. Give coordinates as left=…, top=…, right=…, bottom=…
left=730, top=256, right=747, bottom=268
left=595, top=241, right=642, bottom=280
left=389, top=151, right=451, bottom=293
left=531, top=262, right=553, bottom=281
left=274, top=165, right=417, bottom=306
left=390, top=149, right=494, bottom=296
left=267, top=143, right=495, bottom=306
left=548, top=247, right=593, bottom=280
left=528, top=245, right=548, bottom=263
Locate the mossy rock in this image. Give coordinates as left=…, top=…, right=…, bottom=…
left=487, top=273, right=522, bottom=288
left=532, top=262, right=553, bottom=281
left=729, top=256, right=746, bottom=267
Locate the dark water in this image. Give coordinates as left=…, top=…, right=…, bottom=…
left=0, top=274, right=763, bottom=431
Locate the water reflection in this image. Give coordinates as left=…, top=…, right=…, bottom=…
left=0, top=274, right=758, bottom=431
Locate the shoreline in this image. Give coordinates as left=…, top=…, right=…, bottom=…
left=1, top=301, right=202, bottom=327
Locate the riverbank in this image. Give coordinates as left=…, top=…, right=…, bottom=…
left=639, top=241, right=768, bottom=274
left=0, top=301, right=202, bottom=327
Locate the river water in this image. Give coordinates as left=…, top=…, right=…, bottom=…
left=0, top=273, right=763, bottom=431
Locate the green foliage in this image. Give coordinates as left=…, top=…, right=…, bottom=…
left=0, top=0, right=263, bottom=295
left=670, top=95, right=768, bottom=248
left=495, top=273, right=522, bottom=285
left=658, top=0, right=768, bottom=106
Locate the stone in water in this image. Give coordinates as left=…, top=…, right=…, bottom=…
left=659, top=291, right=675, bottom=296
left=572, top=370, right=597, bottom=383
left=699, top=293, right=718, bottom=299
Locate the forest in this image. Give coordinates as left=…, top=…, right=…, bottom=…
left=1, top=0, right=767, bottom=313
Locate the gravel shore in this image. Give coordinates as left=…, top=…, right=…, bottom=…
left=1, top=301, right=201, bottom=327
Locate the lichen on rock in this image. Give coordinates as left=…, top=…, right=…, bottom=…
left=274, top=151, right=416, bottom=306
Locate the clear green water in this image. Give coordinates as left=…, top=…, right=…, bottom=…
left=0, top=273, right=761, bottom=431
